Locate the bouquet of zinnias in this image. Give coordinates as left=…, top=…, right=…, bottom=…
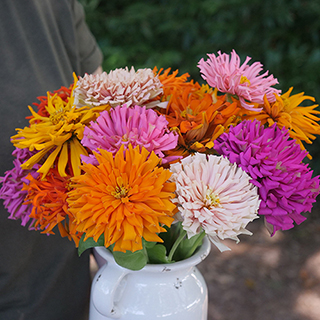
left=1, top=50, right=320, bottom=270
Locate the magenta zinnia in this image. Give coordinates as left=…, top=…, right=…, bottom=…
left=198, top=50, right=281, bottom=111
left=170, top=153, right=260, bottom=252
left=0, top=148, right=39, bottom=228
left=214, top=120, right=320, bottom=234
left=81, top=105, right=179, bottom=165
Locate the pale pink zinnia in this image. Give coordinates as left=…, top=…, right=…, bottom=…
left=170, top=153, right=260, bottom=252
left=198, top=50, right=281, bottom=111
left=81, top=105, right=179, bottom=165
left=74, top=67, right=165, bottom=109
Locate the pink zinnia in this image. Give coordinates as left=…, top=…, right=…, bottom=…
left=0, top=148, right=39, bottom=228
left=81, top=105, right=179, bottom=164
left=198, top=50, right=281, bottom=111
left=170, top=153, right=260, bottom=252
left=214, top=120, right=320, bottom=234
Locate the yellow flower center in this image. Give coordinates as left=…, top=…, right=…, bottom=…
left=204, top=188, right=220, bottom=208
left=66, top=181, right=73, bottom=191
left=111, top=184, right=131, bottom=202
left=180, top=107, right=195, bottom=119
left=122, top=134, right=129, bottom=142
left=50, top=108, right=67, bottom=125
left=240, top=76, right=251, bottom=87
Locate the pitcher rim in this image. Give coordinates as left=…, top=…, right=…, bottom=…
left=94, top=236, right=211, bottom=273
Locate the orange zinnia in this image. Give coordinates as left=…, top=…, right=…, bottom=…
left=155, top=67, right=191, bottom=95
left=153, top=67, right=193, bottom=109
left=67, top=144, right=177, bottom=252
left=23, top=168, right=82, bottom=246
left=163, top=82, right=241, bottom=157
left=241, top=88, right=320, bottom=158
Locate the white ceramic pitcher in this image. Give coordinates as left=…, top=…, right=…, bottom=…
left=89, top=237, right=211, bottom=320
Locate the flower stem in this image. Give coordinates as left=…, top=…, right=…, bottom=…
left=168, top=228, right=187, bottom=262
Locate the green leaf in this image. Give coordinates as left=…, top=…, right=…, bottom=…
left=173, top=232, right=205, bottom=261
left=144, top=240, right=157, bottom=250
left=147, top=244, right=170, bottom=264
left=78, top=233, right=104, bottom=256
left=113, top=248, right=148, bottom=271
left=158, top=223, right=181, bottom=253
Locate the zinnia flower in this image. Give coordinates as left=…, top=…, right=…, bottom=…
left=198, top=50, right=281, bottom=111
left=155, top=67, right=191, bottom=106
left=170, top=153, right=260, bottom=252
left=11, top=79, right=107, bottom=178
left=163, top=82, right=241, bottom=157
left=23, top=168, right=81, bottom=245
left=31, top=84, right=73, bottom=117
left=73, top=67, right=164, bottom=109
left=241, top=88, right=320, bottom=159
left=0, top=148, right=39, bottom=228
left=81, top=105, right=179, bottom=165
left=67, top=144, right=176, bottom=252
left=214, top=119, right=320, bottom=234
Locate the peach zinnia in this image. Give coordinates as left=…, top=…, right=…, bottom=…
left=74, top=67, right=164, bottom=109
left=67, top=145, right=176, bottom=252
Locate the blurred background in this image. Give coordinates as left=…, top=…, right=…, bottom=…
left=80, top=1, right=320, bottom=319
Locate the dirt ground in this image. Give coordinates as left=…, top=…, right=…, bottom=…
left=90, top=203, right=320, bottom=320
left=197, top=203, right=320, bottom=320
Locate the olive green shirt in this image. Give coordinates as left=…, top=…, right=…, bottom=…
left=0, top=1, right=103, bottom=319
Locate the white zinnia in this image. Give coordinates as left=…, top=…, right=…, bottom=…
left=74, top=67, right=166, bottom=109
left=170, top=153, right=260, bottom=252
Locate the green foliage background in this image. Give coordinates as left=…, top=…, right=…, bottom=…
left=79, top=0, right=320, bottom=170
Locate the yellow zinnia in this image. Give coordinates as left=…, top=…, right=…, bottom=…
left=67, top=144, right=176, bottom=253
left=11, top=77, right=107, bottom=178
left=242, top=88, right=320, bottom=158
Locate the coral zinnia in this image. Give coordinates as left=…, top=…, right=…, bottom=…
left=23, top=168, right=81, bottom=245
left=11, top=81, right=106, bottom=179
left=214, top=120, right=320, bottom=234
left=67, top=144, right=176, bottom=252
left=0, top=148, right=39, bottom=228
left=81, top=105, right=179, bottom=165
left=198, top=50, right=281, bottom=111
left=170, top=153, right=260, bottom=252
left=74, top=67, right=164, bottom=109
left=241, top=88, right=320, bottom=159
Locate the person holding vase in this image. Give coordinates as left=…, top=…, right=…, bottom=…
left=0, top=1, right=103, bottom=319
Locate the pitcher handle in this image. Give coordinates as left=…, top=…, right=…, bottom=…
left=91, top=262, right=129, bottom=319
